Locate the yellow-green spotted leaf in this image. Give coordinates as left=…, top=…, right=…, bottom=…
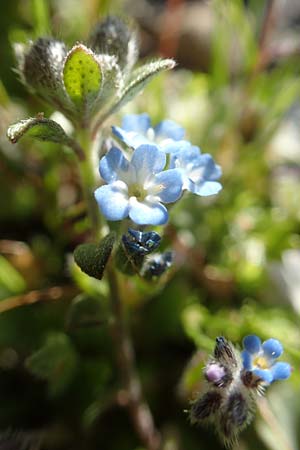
left=63, top=44, right=102, bottom=111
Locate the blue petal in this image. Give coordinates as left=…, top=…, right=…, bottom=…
left=253, top=368, right=273, bottom=384
left=112, top=126, right=150, bottom=149
left=170, top=150, right=222, bottom=192
left=164, top=140, right=193, bottom=155
left=262, top=339, right=283, bottom=359
left=270, top=362, right=291, bottom=381
left=131, top=145, right=166, bottom=181
left=200, top=154, right=222, bottom=180
left=94, top=183, right=129, bottom=221
left=122, top=113, right=151, bottom=133
left=191, top=181, right=223, bottom=196
left=241, top=350, right=253, bottom=370
left=129, top=198, right=168, bottom=225
left=99, top=147, right=129, bottom=183
left=154, top=119, right=185, bottom=141
left=243, top=335, right=262, bottom=354
left=151, top=169, right=183, bottom=203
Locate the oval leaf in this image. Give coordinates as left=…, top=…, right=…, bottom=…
left=7, top=115, right=85, bottom=160
left=25, top=332, right=78, bottom=396
left=7, top=115, right=70, bottom=144
left=63, top=44, right=102, bottom=112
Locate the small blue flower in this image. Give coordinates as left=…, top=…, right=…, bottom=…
left=112, top=113, right=186, bottom=150
left=169, top=144, right=222, bottom=196
left=241, top=335, right=291, bottom=384
left=94, top=144, right=183, bottom=225
left=122, top=228, right=161, bottom=256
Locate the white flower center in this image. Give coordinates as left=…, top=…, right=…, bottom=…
left=128, top=182, right=147, bottom=201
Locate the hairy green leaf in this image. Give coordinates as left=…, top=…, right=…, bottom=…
left=74, top=232, right=116, bottom=280
left=25, top=332, right=78, bottom=396
left=7, top=115, right=84, bottom=159
left=113, top=59, right=175, bottom=111
left=94, top=59, right=175, bottom=128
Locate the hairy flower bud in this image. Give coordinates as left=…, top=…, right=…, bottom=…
left=88, top=16, right=138, bottom=72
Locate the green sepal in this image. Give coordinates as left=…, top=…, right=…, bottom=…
left=73, top=232, right=116, bottom=280
left=115, top=241, right=144, bottom=276
left=7, top=115, right=84, bottom=159
left=25, top=332, right=78, bottom=396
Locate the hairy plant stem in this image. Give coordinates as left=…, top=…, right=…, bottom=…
left=107, top=265, right=161, bottom=450
left=77, top=129, right=102, bottom=240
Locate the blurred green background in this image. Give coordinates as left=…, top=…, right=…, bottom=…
left=0, top=0, right=300, bottom=449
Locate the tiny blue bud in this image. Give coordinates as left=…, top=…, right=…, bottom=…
left=122, top=228, right=161, bottom=256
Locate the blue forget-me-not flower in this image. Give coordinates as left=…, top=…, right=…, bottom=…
left=241, top=335, right=291, bottom=384
left=169, top=143, right=222, bottom=196
left=112, top=113, right=186, bottom=150
left=112, top=114, right=222, bottom=196
left=94, top=144, right=183, bottom=225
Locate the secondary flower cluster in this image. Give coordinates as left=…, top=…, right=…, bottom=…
left=190, top=335, right=291, bottom=446
left=94, top=114, right=222, bottom=225
left=116, top=228, right=173, bottom=279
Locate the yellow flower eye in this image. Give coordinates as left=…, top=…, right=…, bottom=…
left=253, top=355, right=269, bottom=370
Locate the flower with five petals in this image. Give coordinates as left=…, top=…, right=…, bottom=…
left=94, top=144, right=183, bottom=225
left=169, top=143, right=222, bottom=196
left=241, top=335, right=291, bottom=384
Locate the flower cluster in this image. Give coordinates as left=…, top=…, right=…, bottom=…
left=94, top=114, right=222, bottom=225
left=190, top=335, right=291, bottom=446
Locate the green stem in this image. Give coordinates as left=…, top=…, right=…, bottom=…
left=77, top=129, right=102, bottom=240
